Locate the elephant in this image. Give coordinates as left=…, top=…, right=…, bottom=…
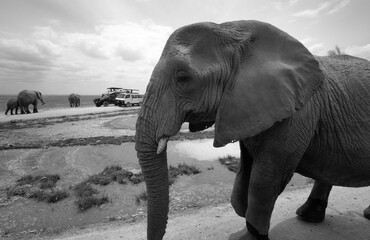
left=17, top=90, right=45, bottom=114
left=4, top=98, right=19, bottom=115
left=135, top=20, right=370, bottom=240
left=68, top=93, right=80, bottom=107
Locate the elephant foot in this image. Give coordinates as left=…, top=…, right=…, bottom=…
left=364, top=205, right=370, bottom=220
left=296, top=197, right=327, bottom=223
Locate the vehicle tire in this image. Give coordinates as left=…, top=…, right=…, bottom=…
left=95, top=104, right=101, bottom=107
left=138, top=102, right=143, bottom=106
left=126, top=102, right=131, bottom=107
left=103, top=101, right=109, bottom=107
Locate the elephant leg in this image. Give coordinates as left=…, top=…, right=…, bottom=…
left=231, top=141, right=253, bottom=217
left=5, top=108, right=9, bottom=115
left=33, top=104, right=38, bottom=113
left=296, top=180, right=332, bottom=223
left=10, top=109, right=14, bottom=115
left=364, top=205, right=370, bottom=220
left=245, top=153, right=297, bottom=238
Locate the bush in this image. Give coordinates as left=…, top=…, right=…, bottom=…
left=29, top=189, right=69, bottom=203
left=76, top=195, right=109, bottom=211
left=135, top=191, right=147, bottom=205
left=74, top=181, right=98, bottom=198
left=168, top=163, right=201, bottom=185
left=219, top=156, right=239, bottom=173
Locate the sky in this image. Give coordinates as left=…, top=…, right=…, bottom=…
left=0, top=0, right=369, bottom=95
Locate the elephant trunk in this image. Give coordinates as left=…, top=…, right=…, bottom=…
left=136, top=111, right=169, bottom=240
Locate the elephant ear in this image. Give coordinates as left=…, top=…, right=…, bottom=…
left=213, top=21, right=324, bottom=147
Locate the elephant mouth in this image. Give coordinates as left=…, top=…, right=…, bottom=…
left=189, top=121, right=215, bottom=132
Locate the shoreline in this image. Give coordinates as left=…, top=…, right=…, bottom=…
left=0, top=106, right=139, bottom=123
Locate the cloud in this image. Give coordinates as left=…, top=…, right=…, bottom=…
left=293, top=2, right=331, bottom=17
left=293, top=0, right=350, bottom=18
left=0, top=19, right=173, bottom=94
left=327, top=0, right=350, bottom=14
left=115, top=45, right=143, bottom=61
left=0, top=39, right=55, bottom=69
left=307, top=43, right=327, bottom=56
left=345, top=44, right=370, bottom=60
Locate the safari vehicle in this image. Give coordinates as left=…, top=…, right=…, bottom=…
left=93, top=87, right=125, bottom=107
left=114, top=89, right=144, bottom=107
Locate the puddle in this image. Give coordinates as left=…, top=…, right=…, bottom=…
left=173, top=139, right=240, bottom=161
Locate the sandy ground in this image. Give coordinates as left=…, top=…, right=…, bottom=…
left=1, top=107, right=369, bottom=240
left=48, top=185, right=370, bottom=240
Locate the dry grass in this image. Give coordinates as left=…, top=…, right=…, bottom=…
left=76, top=196, right=109, bottom=211
left=219, top=155, right=240, bottom=173
left=6, top=173, right=69, bottom=203
left=168, top=163, right=201, bottom=186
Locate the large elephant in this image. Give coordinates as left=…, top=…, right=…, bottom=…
left=68, top=93, right=80, bottom=107
left=17, top=90, right=45, bottom=114
left=4, top=98, right=19, bottom=115
left=135, top=20, right=370, bottom=240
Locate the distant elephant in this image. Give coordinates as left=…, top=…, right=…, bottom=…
left=68, top=93, right=80, bottom=107
left=4, top=98, right=19, bottom=115
left=135, top=20, right=370, bottom=240
left=17, top=90, right=45, bottom=114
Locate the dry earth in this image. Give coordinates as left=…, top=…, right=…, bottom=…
left=0, top=106, right=369, bottom=240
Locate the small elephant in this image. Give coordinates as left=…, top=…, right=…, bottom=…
left=4, top=98, right=19, bottom=115
left=68, top=93, right=80, bottom=107
left=135, top=20, right=370, bottom=240
left=17, top=90, right=45, bottom=114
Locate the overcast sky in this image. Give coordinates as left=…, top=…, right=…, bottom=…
left=0, top=0, right=369, bottom=95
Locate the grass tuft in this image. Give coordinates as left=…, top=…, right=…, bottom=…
left=76, top=195, right=109, bottom=211
left=6, top=173, right=67, bottom=203
left=87, top=165, right=133, bottom=186
left=74, top=181, right=98, bottom=198
left=168, top=163, right=201, bottom=186
left=135, top=191, right=147, bottom=205
left=219, top=155, right=239, bottom=173
left=29, top=189, right=69, bottom=203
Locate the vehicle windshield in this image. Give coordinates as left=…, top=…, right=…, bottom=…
left=116, top=94, right=126, bottom=98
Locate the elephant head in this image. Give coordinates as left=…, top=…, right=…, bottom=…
left=135, top=20, right=323, bottom=239
left=37, top=91, right=45, bottom=105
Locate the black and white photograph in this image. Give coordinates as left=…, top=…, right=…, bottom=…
left=0, top=1, right=369, bottom=239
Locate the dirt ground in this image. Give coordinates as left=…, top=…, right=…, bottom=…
left=0, top=106, right=369, bottom=240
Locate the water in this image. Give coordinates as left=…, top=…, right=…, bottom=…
left=0, top=95, right=100, bottom=113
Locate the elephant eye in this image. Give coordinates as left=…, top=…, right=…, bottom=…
left=177, top=71, right=191, bottom=86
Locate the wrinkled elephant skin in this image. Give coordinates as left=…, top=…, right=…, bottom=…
left=135, top=20, right=370, bottom=240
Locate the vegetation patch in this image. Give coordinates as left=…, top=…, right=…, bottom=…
left=73, top=165, right=145, bottom=211
left=219, top=156, right=240, bottom=173
left=135, top=191, right=148, bottom=205
left=76, top=195, right=109, bottom=211
left=74, top=181, right=99, bottom=198
left=4, top=163, right=199, bottom=212
left=168, top=163, right=201, bottom=185
left=6, top=173, right=69, bottom=203
left=29, top=189, right=69, bottom=203
left=86, top=165, right=144, bottom=185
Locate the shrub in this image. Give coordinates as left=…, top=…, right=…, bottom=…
left=76, top=195, right=109, bottom=211
left=168, top=163, right=201, bottom=185
left=135, top=191, right=148, bottom=205
left=219, top=156, right=239, bottom=173
left=74, top=181, right=98, bottom=198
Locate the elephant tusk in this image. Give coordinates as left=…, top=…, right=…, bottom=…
left=157, top=137, right=169, bottom=154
